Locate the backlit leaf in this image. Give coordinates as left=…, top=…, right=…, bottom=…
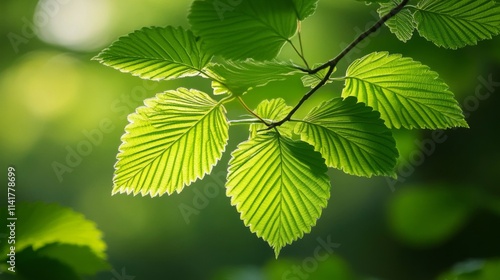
left=342, top=52, right=468, bottom=129
left=378, top=1, right=416, bottom=42
left=207, top=59, right=300, bottom=95
left=414, top=0, right=500, bottom=49
left=189, top=0, right=298, bottom=60
left=113, top=88, right=229, bottom=196
left=93, top=26, right=212, bottom=80
left=227, top=132, right=330, bottom=256
left=296, top=96, right=398, bottom=177
left=249, top=99, right=295, bottom=138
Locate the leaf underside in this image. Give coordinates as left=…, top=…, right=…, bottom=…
left=415, top=0, right=500, bottom=49
left=378, top=1, right=416, bottom=42
left=249, top=98, right=295, bottom=138
left=93, top=26, right=212, bottom=81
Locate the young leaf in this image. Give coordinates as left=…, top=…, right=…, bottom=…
left=226, top=132, right=330, bottom=256
left=113, top=88, right=229, bottom=197
left=249, top=99, right=294, bottom=138
left=301, top=63, right=336, bottom=88
left=93, top=26, right=212, bottom=80
left=342, top=52, right=468, bottom=129
left=0, top=202, right=106, bottom=259
left=292, top=0, right=320, bottom=20
left=188, top=0, right=298, bottom=60
left=295, top=96, right=398, bottom=178
left=414, top=0, right=500, bottom=49
left=378, top=1, right=416, bottom=42
left=206, top=59, right=301, bottom=95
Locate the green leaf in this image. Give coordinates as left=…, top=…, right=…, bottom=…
left=93, top=26, right=212, bottom=80
left=342, top=52, right=468, bottom=129
left=249, top=99, right=295, bottom=138
left=301, top=63, right=335, bottom=88
left=36, top=244, right=110, bottom=275
left=295, top=96, right=398, bottom=177
left=226, top=132, right=330, bottom=256
left=438, top=259, right=500, bottom=280
left=378, top=1, right=416, bottom=42
left=188, top=0, right=298, bottom=60
left=113, top=88, right=229, bottom=196
left=292, top=0, right=320, bottom=20
left=414, top=0, right=500, bottom=49
left=207, top=59, right=301, bottom=95
left=388, top=186, right=475, bottom=247
left=0, top=202, right=106, bottom=259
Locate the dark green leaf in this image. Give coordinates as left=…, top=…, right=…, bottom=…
left=189, top=0, right=298, bottom=60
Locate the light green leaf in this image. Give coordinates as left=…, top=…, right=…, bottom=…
left=188, top=0, right=298, bottom=60
left=295, top=96, right=398, bottom=177
left=0, top=202, right=106, bottom=259
left=227, top=132, right=331, bottom=256
left=249, top=99, right=295, bottom=138
left=292, top=0, right=320, bottom=20
left=342, top=52, right=468, bottom=129
left=113, top=88, right=229, bottom=197
left=301, top=64, right=335, bottom=88
left=415, top=0, right=500, bottom=49
left=378, top=1, right=416, bottom=42
left=207, top=59, right=301, bottom=95
left=93, top=26, right=212, bottom=80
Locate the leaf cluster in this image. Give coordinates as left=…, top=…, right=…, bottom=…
left=94, top=0, right=500, bottom=255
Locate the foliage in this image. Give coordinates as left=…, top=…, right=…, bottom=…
left=0, top=202, right=109, bottom=279
left=94, top=0, right=500, bottom=256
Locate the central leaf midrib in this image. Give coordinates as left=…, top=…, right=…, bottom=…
left=107, top=55, right=204, bottom=72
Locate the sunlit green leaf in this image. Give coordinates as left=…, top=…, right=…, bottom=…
left=342, top=52, right=468, bottom=129
left=189, top=0, right=298, bottom=60
left=113, top=88, right=229, bottom=197
left=249, top=99, right=295, bottom=138
left=296, top=96, right=398, bottom=177
left=415, top=0, right=500, bottom=49
left=378, top=1, right=416, bottom=42
left=93, top=26, right=212, bottom=80
left=227, top=132, right=330, bottom=256
left=0, top=202, right=106, bottom=259
left=207, top=59, right=300, bottom=95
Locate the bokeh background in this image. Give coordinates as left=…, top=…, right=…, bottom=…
left=1, top=0, right=500, bottom=279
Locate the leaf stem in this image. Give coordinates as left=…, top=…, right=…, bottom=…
left=268, top=0, right=410, bottom=129
left=237, top=96, right=270, bottom=125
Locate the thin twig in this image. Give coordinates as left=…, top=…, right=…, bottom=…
left=268, top=0, right=410, bottom=129
left=237, top=96, right=270, bottom=125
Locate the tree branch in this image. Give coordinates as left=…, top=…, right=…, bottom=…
left=267, top=0, right=410, bottom=129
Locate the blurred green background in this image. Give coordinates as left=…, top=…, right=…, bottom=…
left=1, top=0, right=500, bottom=279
